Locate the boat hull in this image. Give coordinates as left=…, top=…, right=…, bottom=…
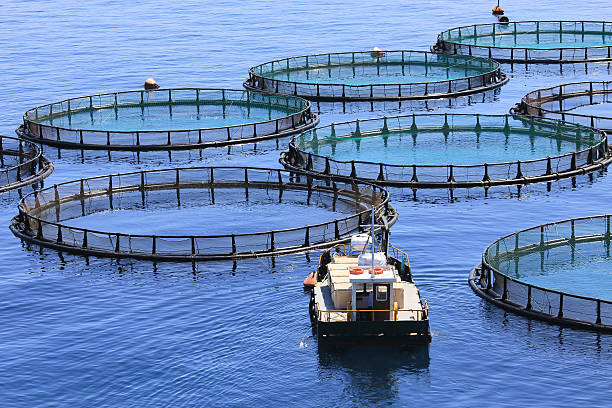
left=314, top=320, right=431, bottom=347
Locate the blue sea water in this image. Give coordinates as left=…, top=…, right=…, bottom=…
left=2, top=1, right=612, bottom=407
left=571, top=102, right=612, bottom=116
left=58, top=195, right=353, bottom=236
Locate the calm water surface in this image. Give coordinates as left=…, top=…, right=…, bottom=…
left=39, top=103, right=297, bottom=132
left=59, top=197, right=353, bottom=235
left=498, top=241, right=612, bottom=301
left=260, top=62, right=492, bottom=85
left=303, top=129, right=591, bottom=165
left=2, top=1, right=612, bottom=407
left=451, top=32, right=612, bottom=49
left=571, top=102, right=612, bottom=116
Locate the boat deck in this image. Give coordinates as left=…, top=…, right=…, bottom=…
left=314, top=254, right=424, bottom=322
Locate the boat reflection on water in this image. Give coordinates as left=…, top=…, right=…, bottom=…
left=318, top=345, right=430, bottom=370
left=317, top=345, right=430, bottom=401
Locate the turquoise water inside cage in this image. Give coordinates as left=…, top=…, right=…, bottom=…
left=36, top=102, right=296, bottom=132
left=497, top=240, right=612, bottom=301
left=450, top=32, right=612, bottom=49
left=261, top=62, right=492, bottom=85
left=302, top=129, right=593, bottom=165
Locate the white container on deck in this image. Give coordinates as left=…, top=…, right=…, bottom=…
left=358, top=252, right=387, bottom=267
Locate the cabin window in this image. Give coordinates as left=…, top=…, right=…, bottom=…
left=376, top=285, right=388, bottom=302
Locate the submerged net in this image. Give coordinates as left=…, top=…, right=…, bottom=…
left=19, top=88, right=317, bottom=151
left=281, top=114, right=610, bottom=188
left=516, top=81, right=612, bottom=132
left=478, top=215, right=612, bottom=329
left=11, top=167, right=395, bottom=261
left=244, top=51, right=507, bottom=101
left=0, top=135, right=53, bottom=193
left=435, top=21, right=612, bottom=63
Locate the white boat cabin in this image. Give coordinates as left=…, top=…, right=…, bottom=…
left=314, top=234, right=425, bottom=323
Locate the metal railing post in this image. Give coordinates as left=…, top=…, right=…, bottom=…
left=526, top=285, right=532, bottom=311
left=596, top=300, right=602, bottom=325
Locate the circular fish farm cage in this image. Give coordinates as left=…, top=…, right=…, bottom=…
left=9, top=167, right=396, bottom=261
left=0, top=135, right=53, bottom=193
left=513, top=81, right=612, bottom=132
left=17, top=88, right=318, bottom=151
left=470, top=215, right=612, bottom=333
left=243, top=51, right=508, bottom=101
left=433, top=21, right=612, bottom=63
left=280, top=114, right=611, bottom=189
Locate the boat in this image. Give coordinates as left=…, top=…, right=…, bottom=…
left=308, top=229, right=431, bottom=347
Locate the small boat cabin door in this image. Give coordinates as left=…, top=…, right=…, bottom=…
left=373, top=283, right=390, bottom=321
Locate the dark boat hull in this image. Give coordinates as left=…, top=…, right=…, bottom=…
left=310, top=294, right=431, bottom=347
left=315, top=320, right=431, bottom=347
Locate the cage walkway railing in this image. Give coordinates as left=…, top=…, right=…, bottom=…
left=0, top=135, right=53, bottom=193
left=244, top=50, right=508, bottom=101
left=434, top=20, right=612, bottom=63
left=18, top=88, right=318, bottom=151
left=513, top=81, right=612, bottom=132
left=10, top=166, right=396, bottom=261
left=281, top=114, right=610, bottom=188
left=470, top=214, right=612, bottom=333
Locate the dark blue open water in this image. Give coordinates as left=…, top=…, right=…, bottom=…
left=2, top=1, right=612, bottom=407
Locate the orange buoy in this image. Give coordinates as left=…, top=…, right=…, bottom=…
left=303, top=270, right=317, bottom=288
left=350, top=267, right=365, bottom=275
left=366, top=267, right=384, bottom=275
left=492, top=1, right=504, bottom=16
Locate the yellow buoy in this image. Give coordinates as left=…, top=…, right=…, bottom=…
left=144, top=77, right=159, bottom=90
